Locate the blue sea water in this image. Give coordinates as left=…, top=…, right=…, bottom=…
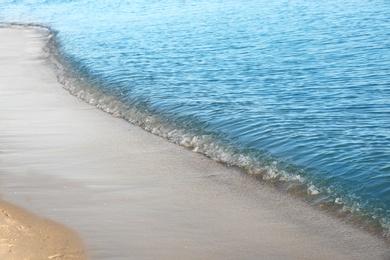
left=1, top=0, right=390, bottom=237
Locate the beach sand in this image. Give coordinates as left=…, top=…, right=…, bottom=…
left=0, top=200, right=86, bottom=259
left=0, top=26, right=389, bottom=259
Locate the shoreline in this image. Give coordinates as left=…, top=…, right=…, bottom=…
left=0, top=25, right=389, bottom=259
left=40, top=20, right=390, bottom=239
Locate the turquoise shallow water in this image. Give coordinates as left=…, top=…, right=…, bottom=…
left=1, top=0, right=390, bottom=237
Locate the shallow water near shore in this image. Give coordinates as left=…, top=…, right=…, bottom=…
left=1, top=0, right=390, bottom=238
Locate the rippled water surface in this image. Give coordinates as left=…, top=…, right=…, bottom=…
left=1, top=0, right=390, bottom=236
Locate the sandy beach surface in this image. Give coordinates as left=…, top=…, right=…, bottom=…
left=0, top=26, right=389, bottom=259
left=0, top=200, right=86, bottom=259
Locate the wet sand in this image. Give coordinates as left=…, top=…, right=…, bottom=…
left=0, top=26, right=389, bottom=259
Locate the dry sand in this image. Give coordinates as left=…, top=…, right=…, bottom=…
left=0, top=200, right=86, bottom=260
left=0, top=26, right=389, bottom=259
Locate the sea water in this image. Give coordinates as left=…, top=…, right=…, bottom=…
left=1, top=0, right=389, bottom=238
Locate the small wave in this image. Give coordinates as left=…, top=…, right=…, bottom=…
left=38, top=25, right=390, bottom=241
